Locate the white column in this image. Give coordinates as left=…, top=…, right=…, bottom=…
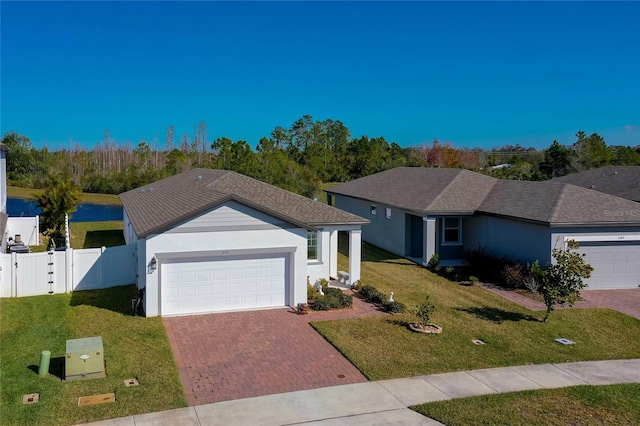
left=348, top=229, right=362, bottom=286
left=329, top=230, right=338, bottom=278
left=423, top=216, right=436, bottom=266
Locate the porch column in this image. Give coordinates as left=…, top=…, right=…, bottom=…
left=423, top=216, right=436, bottom=266
left=329, top=230, right=338, bottom=279
left=348, top=229, right=362, bottom=286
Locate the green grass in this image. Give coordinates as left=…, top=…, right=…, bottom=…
left=411, top=384, right=640, bottom=426
left=311, top=235, right=640, bottom=380
left=0, top=286, right=187, bottom=426
left=29, top=221, right=125, bottom=252
left=70, top=221, right=125, bottom=249
left=8, top=186, right=122, bottom=206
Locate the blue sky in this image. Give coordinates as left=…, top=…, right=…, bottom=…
left=1, top=1, right=639, bottom=151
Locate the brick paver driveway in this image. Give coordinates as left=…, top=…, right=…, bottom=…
left=164, top=293, right=384, bottom=406
left=482, top=284, right=640, bottom=320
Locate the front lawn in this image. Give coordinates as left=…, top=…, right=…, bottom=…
left=411, top=383, right=640, bottom=426
left=311, top=237, right=640, bottom=381
left=0, top=285, right=187, bottom=426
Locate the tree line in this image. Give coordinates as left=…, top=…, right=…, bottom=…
left=3, top=116, right=639, bottom=198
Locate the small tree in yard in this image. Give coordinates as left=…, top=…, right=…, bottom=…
left=31, top=175, right=82, bottom=248
left=533, top=240, right=593, bottom=322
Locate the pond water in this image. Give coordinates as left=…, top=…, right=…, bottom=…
left=7, top=198, right=123, bottom=222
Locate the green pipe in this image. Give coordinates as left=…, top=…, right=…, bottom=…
left=38, top=350, right=51, bottom=376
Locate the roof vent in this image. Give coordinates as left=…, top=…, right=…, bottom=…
left=149, top=187, right=153, bottom=192
left=197, top=175, right=202, bottom=181
left=590, top=184, right=596, bottom=189
left=141, top=188, right=146, bottom=193
left=614, top=171, right=618, bottom=175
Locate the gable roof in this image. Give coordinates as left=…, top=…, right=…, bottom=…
left=326, top=167, right=498, bottom=215
left=328, top=167, right=640, bottom=226
left=120, top=169, right=368, bottom=238
left=551, top=166, right=640, bottom=202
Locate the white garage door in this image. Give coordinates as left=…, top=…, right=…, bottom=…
left=161, top=254, right=288, bottom=316
left=576, top=241, right=640, bottom=289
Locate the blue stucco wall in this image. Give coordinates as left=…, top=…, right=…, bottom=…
left=465, top=215, right=552, bottom=264
left=333, top=194, right=408, bottom=257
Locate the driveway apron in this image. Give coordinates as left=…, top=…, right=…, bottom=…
left=164, top=294, right=384, bottom=406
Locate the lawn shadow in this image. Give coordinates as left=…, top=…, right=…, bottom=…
left=69, top=285, right=137, bottom=315
left=386, top=318, right=412, bottom=328
left=28, top=357, right=65, bottom=380
left=455, top=306, right=540, bottom=323
left=83, top=230, right=125, bottom=249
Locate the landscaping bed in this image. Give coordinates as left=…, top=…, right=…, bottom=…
left=0, top=285, right=187, bottom=426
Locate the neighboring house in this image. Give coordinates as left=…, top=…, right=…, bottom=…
left=551, top=166, right=640, bottom=202
left=327, top=167, right=640, bottom=290
left=0, top=143, right=40, bottom=250
left=120, top=169, right=368, bottom=317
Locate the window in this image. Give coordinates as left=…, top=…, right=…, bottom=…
left=442, top=217, right=462, bottom=245
left=307, top=231, right=318, bottom=260
left=385, top=208, right=392, bottom=219
left=370, top=204, right=377, bottom=215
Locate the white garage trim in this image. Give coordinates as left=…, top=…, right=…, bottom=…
left=160, top=252, right=292, bottom=316
left=564, top=234, right=640, bottom=243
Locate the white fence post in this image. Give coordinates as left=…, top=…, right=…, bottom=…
left=66, top=247, right=73, bottom=293
left=11, top=252, right=16, bottom=298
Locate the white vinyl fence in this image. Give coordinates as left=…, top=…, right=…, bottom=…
left=0, top=244, right=137, bottom=298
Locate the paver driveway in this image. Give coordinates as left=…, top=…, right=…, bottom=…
left=482, top=284, right=640, bottom=320
left=164, top=293, right=384, bottom=406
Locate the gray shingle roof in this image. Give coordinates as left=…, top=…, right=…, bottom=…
left=326, top=167, right=498, bottom=214
left=120, top=169, right=368, bottom=238
left=479, top=180, right=640, bottom=225
left=551, top=166, right=640, bottom=202
left=327, top=167, right=640, bottom=225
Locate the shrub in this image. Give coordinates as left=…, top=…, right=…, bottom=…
left=445, top=266, right=454, bottom=275
left=312, top=297, right=331, bottom=311
left=324, top=287, right=343, bottom=298
left=501, top=263, right=528, bottom=288
left=469, top=276, right=479, bottom=284
left=359, top=284, right=386, bottom=304
left=414, top=296, right=436, bottom=325
left=307, top=284, right=320, bottom=301
left=465, top=246, right=511, bottom=282
left=426, top=253, right=439, bottom=269
left=318, top=278, right=330, bottom=291
left=339, top=292, right=353, bottom=308
left=383, top=301, right=406, bottom=313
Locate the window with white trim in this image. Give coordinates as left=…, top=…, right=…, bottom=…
left=307, top=231, right=318, bottom=260
left=442, top=217, right=462, bottom=245
left=385, top=208, right=392, bottom=219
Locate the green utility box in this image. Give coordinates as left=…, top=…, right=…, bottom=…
left=65, top=336, right=105, bottom=381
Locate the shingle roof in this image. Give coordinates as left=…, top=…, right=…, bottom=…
left=479, top=181, right=640, bottom=225
left=327, top=167, right=640, bottom=226
left=551, top=166, right=640, bottom=202
left=120, top=169, right=368, bottom=238
left=326, top=167, right=498, bottom=214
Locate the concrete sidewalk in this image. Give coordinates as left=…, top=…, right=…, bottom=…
left=90, top=359, right=640, bottom=426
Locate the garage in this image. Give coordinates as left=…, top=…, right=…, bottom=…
left=161, top=253, right=288, bottom=316
left=576, top=241, right=640, bottom=289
